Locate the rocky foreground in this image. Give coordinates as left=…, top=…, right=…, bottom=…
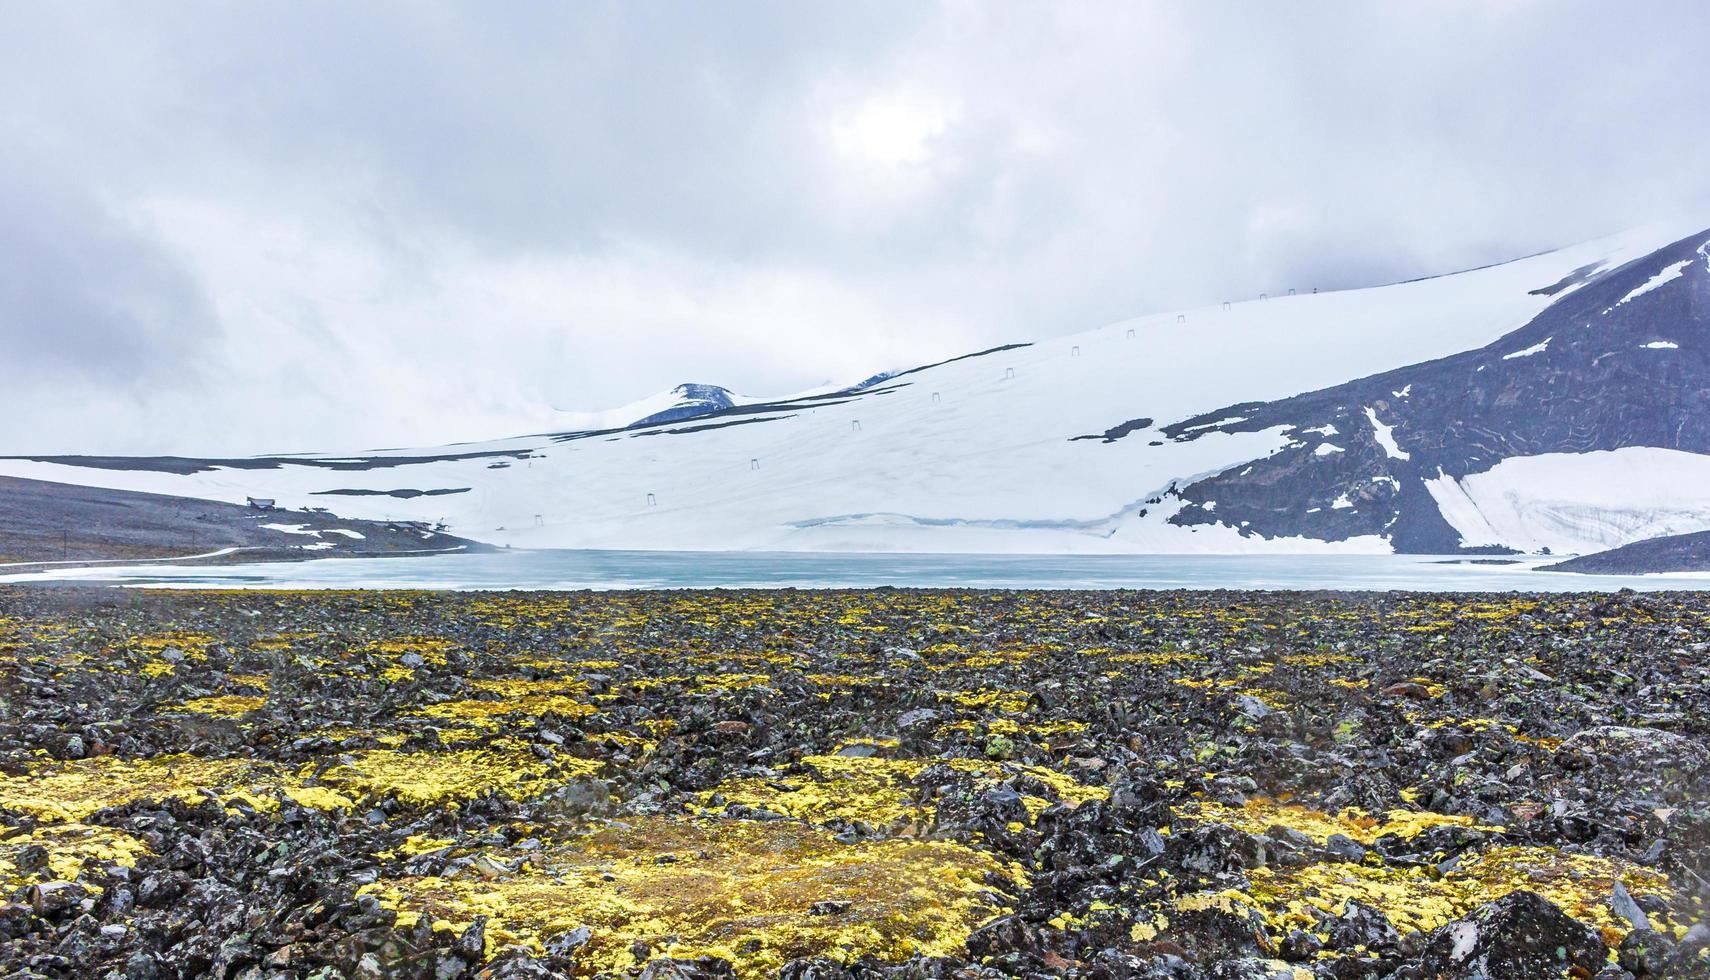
left=0, top=587, right=1705, bottom=980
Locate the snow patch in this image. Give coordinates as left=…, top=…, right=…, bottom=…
left=1502, top=337, right=1551, bottom=360
left=1183, top=415, right=1247, bottom=432
left=323, top=529, right=367, bottom=539
left=1613, top=259, right=1692, bottom=308
left=1363, top=407, right=1409, bottom=461
left=1303, top=424, right=1338, bottom=436
left=1424, top=448, right=1710, bottom=554
left=1642, top=341, right=1679, bottom=350
left=261, top=523, right=320, bottom=537
left=1392, top=384, right=1412, bottom=399
left=1315, top=443, right=1344, bottom=456
left=1331, top=494, right=1353, bottom=510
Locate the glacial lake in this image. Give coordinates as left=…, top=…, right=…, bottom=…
left=4, top=549, right=1710, bottom=592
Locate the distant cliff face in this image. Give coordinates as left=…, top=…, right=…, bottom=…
left=1152, top=230, right=1710, bottom=554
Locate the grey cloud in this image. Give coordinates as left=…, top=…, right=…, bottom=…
left=1, top=1, right=1708, bottom=453
left=0, top=160, right=219, bottom=386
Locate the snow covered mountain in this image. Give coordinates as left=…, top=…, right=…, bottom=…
left=5, top=221, right=1708, bottom=556
left=1159, top=226, right=1710, bottom=556
left=549, top=383, right=748, bottom=431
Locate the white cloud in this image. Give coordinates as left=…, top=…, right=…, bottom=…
left=825, top=89, right=958, bottom=170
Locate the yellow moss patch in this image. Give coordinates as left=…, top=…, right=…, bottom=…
left=940, top=718, right=1090, bottom=742
left=938, top=688, right=1032, bottom=714
left=1012, top=764, right=1110, bottom=808
left=0, top=747, right=602, bottom=821
left=415, top=694, right=596, bottom=727
left=309, top=748, right=600, bottom=808
left=0, top=755, right=283, bottom=821
left=362, top=816, right=1020, bottom=977
left=588, top=731, right=658, bottom=755
left=282, top=785, right=358, bottom=810
left=1235, top=688, right=1290, bottom=710
left=1188, top=797, right=1501, bottom=845
left=127, top=631, right=215, bottom=654
left=1246, top=846, right=1672, bottom=939
left=1174, top=678, right=1239, bottom=690
left=690, top=673, right=772, bottom=692
left=468, top=677, right=590, bottom=697
left=306, top=727, right=410, bottom=747
left=1282, top=653, right=1358, bottom=668
left=368, top=636, right=458, bottom=667
left=167, top=694, right=267, bottom=717
left=402, top=834, right=457, bottom=857
left=703, top=756, right=929, bottom=827
left=805, top=673, right=884, bottom=687
left=0, top=823, right=151, bottom=889
left=700, top=755, right=1106, bottom=829
left=834, top=738, right=899, bottom=753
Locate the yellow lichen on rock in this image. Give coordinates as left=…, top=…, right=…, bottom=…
left=415, top=693, right=596, bottom=727
left=362, top=816, right=1020, bottom=977
left=369, top=636, right=458, bottom=665
left=701, top=755, right=933, bottom=827
left=690, top=672, right=772, bottom=692
left=805, top=673, right=884, bottom=688
left=0, top=755, right=284, bottom=821
left=1012, top=763, right=1110, bottom=808
left=1245, top=846, right=1672, bottom=939
left=127, top=631, right=215, bottom=654
left=167, top=694, right=267, bottom=717
left=0, top=823, right=151, bottom=890
left=939, top=688, right=1033, bottom=714
left=0, top=746, right=606, bottom=822
left=467, top=677, right=590, bottom=697
left=308, top=748, right=600, bottom=808
left=281, top=784, right=359, bottom=810
left=1187, top=797, right=1500, bottom=845
left=700, top=755, right=1106, bottom=829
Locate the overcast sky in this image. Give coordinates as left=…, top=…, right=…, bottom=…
left=3, top=1, right=1709, bottom=455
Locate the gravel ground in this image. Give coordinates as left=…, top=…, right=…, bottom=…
left=0, top=586, right=1705, bottom=979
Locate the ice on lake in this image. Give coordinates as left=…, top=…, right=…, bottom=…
left=5, top=549, right=1709, bottom=592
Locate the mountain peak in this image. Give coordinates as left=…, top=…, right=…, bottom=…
left=633, top=384, right=740, bottom=427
